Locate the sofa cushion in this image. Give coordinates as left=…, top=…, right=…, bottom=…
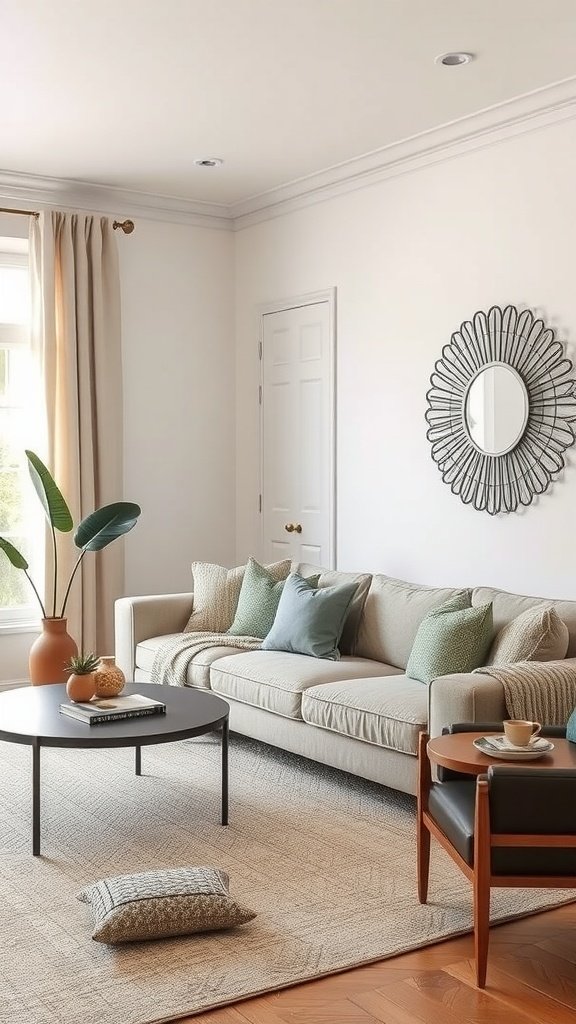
left=356, top=575, right=471, bottom=670
left=293, top=563, right=372, bottom=655
left=301, top=676, right=428, bottom=755
left=209, top=651, right=397, bottom=720
left=473, top=586, right=576, bottom=658
left=135, top=634, right=245, bottom=689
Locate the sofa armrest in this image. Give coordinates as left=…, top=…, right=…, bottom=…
left=428, top=671, right=506, bottom=740
left=115, top=593, right=193, bottom=679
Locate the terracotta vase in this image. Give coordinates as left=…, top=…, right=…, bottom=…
left=94, top=656, right=125, bottom=698
left=29, top=618, right=78, bottom=686
left=66, top=672, right=97, bottom=703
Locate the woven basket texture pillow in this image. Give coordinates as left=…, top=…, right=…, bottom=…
left=184, top=559, right=291, bottom=633
left=77, top=866, right=256, bottom=944
left=406, top=593, right=493, bottom=685
left=488, top=604, right=569, bottom=665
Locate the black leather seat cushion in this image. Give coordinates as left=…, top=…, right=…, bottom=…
left=428, top=781, right=576, bottom=876
left=428, top=781, right=476, bottom=864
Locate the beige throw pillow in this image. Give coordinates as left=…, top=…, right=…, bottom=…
left=184, top=559, right=291, bottom=633
left=77, top=867, right=256, bottom=944
left=488, top=604, right=569, bottom=665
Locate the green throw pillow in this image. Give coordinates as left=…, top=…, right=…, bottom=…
left=406, top=593, right=493, bottom=684
left=261, top=572, right=358, bottom=660
left=228, top=558, right=319, bottom=639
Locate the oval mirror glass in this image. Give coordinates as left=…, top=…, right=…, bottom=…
left=464, top=363, right=528, bottom=456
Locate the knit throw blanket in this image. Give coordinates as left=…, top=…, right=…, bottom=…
left=474, top=660, right=576, bottom=725
left=150, top=632, right=262, bottom=688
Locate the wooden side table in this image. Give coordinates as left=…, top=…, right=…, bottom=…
left=426, top=731, right=576, bottom=775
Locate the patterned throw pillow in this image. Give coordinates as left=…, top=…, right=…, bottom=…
left=488, top=604, right=569, bottom=665
left=77, top=867, right=256, bottom=944
left=406, top=593, right=493, bottom=685
left=228, top=558, right=320, bottom=639
left=184, top=559, right=291, bottom=633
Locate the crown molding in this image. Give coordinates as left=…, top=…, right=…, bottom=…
left=2, top=76, right=576, bottom=234
left=231, top=75, right=576, bottom=229
left=0, top=170, right=232, bottom=230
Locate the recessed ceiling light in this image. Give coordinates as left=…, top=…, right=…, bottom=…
left=193, top=157, right=224, bottom=168
left=435, top=52, right=475, bottom=67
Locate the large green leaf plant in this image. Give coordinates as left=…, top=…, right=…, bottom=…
left=0, top=451, right=141, bottom=619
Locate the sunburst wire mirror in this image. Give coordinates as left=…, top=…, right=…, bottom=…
left=425, top=305, right=576, bottom=514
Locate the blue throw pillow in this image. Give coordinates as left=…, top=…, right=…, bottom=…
left=567, top=707, right=576, bottom=743
left=261, top=572, right=358, bottom=660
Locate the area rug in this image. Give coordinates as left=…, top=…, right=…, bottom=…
left=0, top=733, right=572, bottom=1024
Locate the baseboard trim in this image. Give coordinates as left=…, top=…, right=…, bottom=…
left=0, top=678, right=29, bottom=691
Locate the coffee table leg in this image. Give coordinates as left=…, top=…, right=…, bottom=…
left=221, top=718, right=229, bottom=826
left=32, top=738, right=41, bottom=856
left=135, top=746, right=141, bottom=776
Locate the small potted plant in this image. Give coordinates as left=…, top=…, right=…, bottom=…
left=65, top=652, right=101, bottom=703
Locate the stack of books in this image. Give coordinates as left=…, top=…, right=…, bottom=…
left=59, top=693, right=166, bottom=726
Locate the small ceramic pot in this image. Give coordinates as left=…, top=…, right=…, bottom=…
left=66, top=672, right=97, bottom=703
left=94, top=656, right=125, bottom=698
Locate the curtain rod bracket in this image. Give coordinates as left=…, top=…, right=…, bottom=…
left=112, top=219, right=135, bottom=234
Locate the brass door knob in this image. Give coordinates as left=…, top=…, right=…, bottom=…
left=284, top=523, right=302, bottom=534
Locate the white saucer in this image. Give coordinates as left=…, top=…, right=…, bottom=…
left=474, top=735, right=554, bottom=761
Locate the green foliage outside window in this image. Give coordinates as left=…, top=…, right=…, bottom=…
left=0, top=538, right=29, bottom=608
left=0, top=426, right=28, bottom=608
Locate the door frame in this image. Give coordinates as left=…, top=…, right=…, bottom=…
left=258, top=287, right=337, bottom=569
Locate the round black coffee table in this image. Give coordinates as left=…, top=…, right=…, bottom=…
left=0, top=683, right=229, bottom=855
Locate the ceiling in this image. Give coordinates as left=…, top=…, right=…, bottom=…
left=2, top=0, right=576, bottom=206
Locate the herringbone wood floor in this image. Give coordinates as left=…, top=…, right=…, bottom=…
left=183, top=902, right=576, bottom=1023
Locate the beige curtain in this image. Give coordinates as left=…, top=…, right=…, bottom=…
left=30, top=211, right=123, bottom=655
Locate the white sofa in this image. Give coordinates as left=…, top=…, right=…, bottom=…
left=115, top=568, right=576, bottom=796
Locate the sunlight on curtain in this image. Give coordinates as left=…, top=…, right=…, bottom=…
left=29, top=212, right=123, bottom=654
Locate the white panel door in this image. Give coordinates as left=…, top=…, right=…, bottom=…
left=261, top=299, right=334, bottom=567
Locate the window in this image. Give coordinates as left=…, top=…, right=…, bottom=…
left=0, top=242, right=44, bottom=628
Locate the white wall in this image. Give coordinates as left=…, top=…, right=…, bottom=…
left=120, top=218, right=235, bottom=596
left=235, top=116, right=576, bottom=600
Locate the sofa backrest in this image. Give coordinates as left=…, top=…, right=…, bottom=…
left=355, top=575, right=470, bottom=669
left=473, top=587, right=576, bottom=658
left=293, top=565, right=576, bottom=667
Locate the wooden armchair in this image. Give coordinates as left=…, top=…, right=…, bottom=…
left=417, top=723, right=576, bottom=987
